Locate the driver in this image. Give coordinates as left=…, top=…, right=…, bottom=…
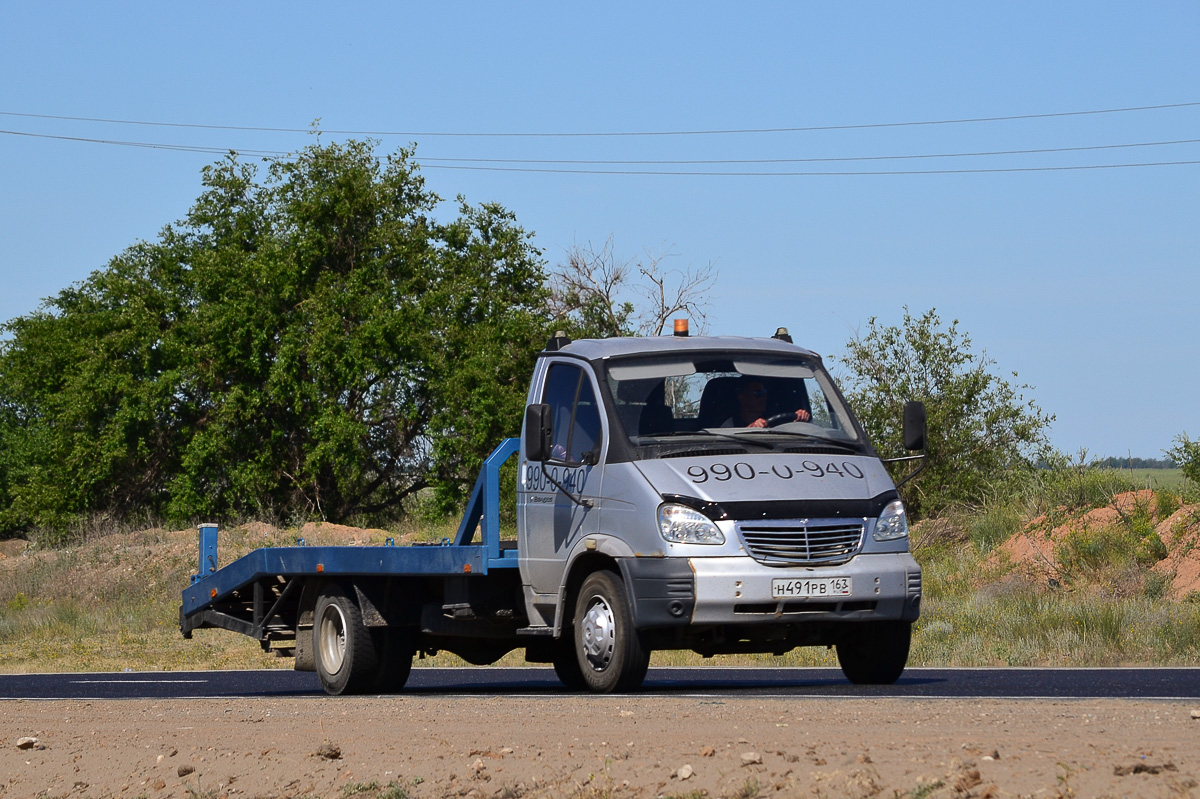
left=722, top=377, right=811, bottom=428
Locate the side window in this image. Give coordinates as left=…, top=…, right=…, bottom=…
left=542, top=363, right=602, bottom=463
left=573, top=378, right=600, bottom=460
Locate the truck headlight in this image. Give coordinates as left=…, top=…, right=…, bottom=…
left=873, top=499, right=909, bottom=541
left=658, top=503, right=725, bottom=545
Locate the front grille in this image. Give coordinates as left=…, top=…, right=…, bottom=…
left=736, top=518, right=865, bottom=566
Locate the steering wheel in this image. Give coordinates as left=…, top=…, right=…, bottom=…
left=765, top=412, right=798, bottom=428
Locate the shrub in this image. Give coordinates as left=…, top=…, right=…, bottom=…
left=1055, top=526, right=1130, bottom=578
left=967, top=504, right=1022, bottom=554
left=1156, top=491, right=1182, bottom=519
left=1134, top=532, right=1168, bottom=566
left=837, top=308, right=1053, bottom=517
left=1166, top=433, right=1200, bottom=489
left=1019, top=451, right=1141, bottom=516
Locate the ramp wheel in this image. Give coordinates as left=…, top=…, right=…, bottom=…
left=314, top=585, right=379, bottom=695
left=573, top=571, right=650, bottom=693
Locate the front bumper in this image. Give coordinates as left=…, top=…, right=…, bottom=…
left=690, top=553, right=921, bottom=624
left=620, top=553, right=921, bottom=629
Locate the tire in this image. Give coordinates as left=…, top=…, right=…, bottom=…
left=313, top=585, right=380, bottom=695
left=552, top=638, right=588, bottom=691
left=573, top=571, right=650, bottom=693
left=371, top=627, right=414, bottom=694
left=835, top=620, right=911, bottom=685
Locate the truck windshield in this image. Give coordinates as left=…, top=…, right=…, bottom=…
left=603, top=353, right=865, bottom=458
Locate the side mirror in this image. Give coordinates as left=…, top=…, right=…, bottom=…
left=524, top=404, right=553, bottom=462
left=903, top=401, right=926, bottom=451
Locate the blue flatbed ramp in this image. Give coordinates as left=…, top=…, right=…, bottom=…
left=181, top=438, right=522, bottom=626
left=181, top=543, right=518, bottom=617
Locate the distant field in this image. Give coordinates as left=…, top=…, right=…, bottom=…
left=1098, top=467, right=1188, bottom=491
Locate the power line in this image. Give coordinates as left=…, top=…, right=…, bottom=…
left=417, top=138, right=1200, bottom=166
left=2, top=101, right=1198, bottom=138
left=0, top=128, right=288, bottom=155
left=8, top=127, right=1198, bottom=165
left=0, top=129, right=288, bottom=157
left=421, top=160, right=1200, bottom=176
left=4, top=127, right=1199, bottom=176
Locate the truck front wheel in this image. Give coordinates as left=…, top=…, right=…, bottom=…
left=314, top=585, right=379, bottom=695
left=573, top=571, right=650, bottom=693
left=552, top=638, right=587, bottom=691
left=835, top=620, right=911, bottom=685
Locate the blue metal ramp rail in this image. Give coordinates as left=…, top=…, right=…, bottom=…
left=180, top=438, right=521, bottom=627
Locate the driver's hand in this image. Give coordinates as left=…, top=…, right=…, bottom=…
left=749, top=418, right=768, bottom=428
left=795, top=409, right=812, bottom=422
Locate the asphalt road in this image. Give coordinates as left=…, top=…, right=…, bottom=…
left=2, top=667, right=1198, bottom=700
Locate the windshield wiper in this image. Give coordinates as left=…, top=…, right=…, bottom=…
left=737, top=429, right=861, bottom=452
left=639, top=429, right=779, bottom=451
left=688, top=429, right=780, bottom=451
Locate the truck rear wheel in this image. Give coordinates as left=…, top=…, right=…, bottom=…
left=314, top=585, right=379, bottom=695
left=573, top=571, right=650, bottom=693
left=371, top=627, right=414, bottom=694
left=835, top=620, right=911, bottom=685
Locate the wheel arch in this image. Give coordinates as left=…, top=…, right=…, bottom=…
left=556, top=552, right=628, bottom=636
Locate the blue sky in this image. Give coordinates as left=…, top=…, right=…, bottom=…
left=1, top=3, right=1197, bottom=459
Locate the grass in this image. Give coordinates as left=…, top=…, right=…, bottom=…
left=910, top=585, right=1200, bottom=666
left=2, top=472, right=1200, bottom=673
left=342, top=781, right=410, bottom=799
left=906, top=780, right=945, bottom=799
left=1099, top=467, right=1188, bottom=492
left=905, top=485, right=1200, bottom=666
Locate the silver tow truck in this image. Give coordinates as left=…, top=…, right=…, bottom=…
left=182, top=326, right=925, bottom=694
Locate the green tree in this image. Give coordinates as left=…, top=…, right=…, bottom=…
left=837, top=307, right=1053, bottom=516
left=1166, top=433, right=1200, bottom=489
left=0, top=139, right=548, bottom=535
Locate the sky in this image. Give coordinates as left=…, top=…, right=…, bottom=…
left=1, top=3, right=1197, bottom=460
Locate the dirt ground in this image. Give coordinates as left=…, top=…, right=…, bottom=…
left=4, top=695, right=1198, bottom=799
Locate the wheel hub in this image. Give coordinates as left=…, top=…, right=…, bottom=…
left=318, top=603, right=348, bottom=675
left=581, top=596, right=616, bottom=671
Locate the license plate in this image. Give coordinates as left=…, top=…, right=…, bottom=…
left=771, top=576, right=851, bottom=598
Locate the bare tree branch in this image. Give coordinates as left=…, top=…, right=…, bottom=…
left=631, top=244, right=716, bottom=336
left=549, top=237, right=717, bottom=339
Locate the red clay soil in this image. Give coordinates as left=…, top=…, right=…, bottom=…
left=992, top=491, right=1200, bottom=598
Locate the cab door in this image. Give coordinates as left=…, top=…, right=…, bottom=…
left=518, top=361, right=604, bottom=598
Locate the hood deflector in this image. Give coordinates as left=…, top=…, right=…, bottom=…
left=661, top=491, right=899, bottom=522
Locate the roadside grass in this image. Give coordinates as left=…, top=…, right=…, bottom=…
left=911, top=580, right=1200, bottom=667
left=906, top=483, right=1200, bottom=667
left=2, top=469, right=1200, bottom=673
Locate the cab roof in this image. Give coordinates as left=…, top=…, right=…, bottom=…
left=546, top=334, right=820, bottom=361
